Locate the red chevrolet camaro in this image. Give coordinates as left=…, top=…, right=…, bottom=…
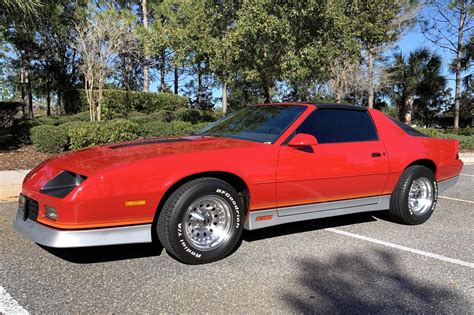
left=14, top=103, right=463, bottom=264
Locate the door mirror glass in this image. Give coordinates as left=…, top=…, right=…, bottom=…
left=288, top=133, right=318, bottom=147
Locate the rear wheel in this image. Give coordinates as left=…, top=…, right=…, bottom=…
left=389, top=165, right=438, bottom=225
left=157, top=178, right=244, bottom=264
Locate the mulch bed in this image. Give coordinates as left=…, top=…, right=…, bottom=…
left=0, top=145, right=53, bottom=171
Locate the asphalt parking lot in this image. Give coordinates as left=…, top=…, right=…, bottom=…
left=1, top=166, right=473, bottom=313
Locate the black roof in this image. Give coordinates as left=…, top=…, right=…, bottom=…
left=310, top=103, right=367, bottom=111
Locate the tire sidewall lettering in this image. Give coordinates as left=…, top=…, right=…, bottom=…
left=216, top=188, right=241, bottom=229
left=432, top=179, right=438, bottom=210
left=177, top=223, right=202, bottom=258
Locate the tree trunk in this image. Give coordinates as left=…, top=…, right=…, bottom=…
left=197, top=62, right=203, bottom=109
left=20, top=67, right=26, bottom=118
left=160, top=49, right=166, bottom=92
left=25, top=67, right=33, bottom=119
left=453, top=1, right=465, bottom=129
left=174, top=64, right=179, bottom=94
left=142, top=0, right=149, bottom=92
left=367, top=49, right=374, bottom=108
left=222, top=81, right=227, bottom=116
left=46, top=82, right=51, bottom=116
left=56, top=91, right=62, bottom=115
left=97, top=88, right=102, bottom=122
left=335, top=78, right=343, bottom=103
left=263, top=84, right=272, bottom=103
left=20, top=64, right=33, bottom=119
left=404, top=96, right=414, bottom=124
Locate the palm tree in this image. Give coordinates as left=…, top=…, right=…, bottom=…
left=385, top=48, right=446, bottom=124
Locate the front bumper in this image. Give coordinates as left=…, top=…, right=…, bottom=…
left=13, top=214, right=152, bottom=248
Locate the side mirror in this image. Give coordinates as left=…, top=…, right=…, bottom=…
left=288, top=133, right=318, bottom=147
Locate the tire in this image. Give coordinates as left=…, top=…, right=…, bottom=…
left=389, top=165, right=438, bottom=225
left=157, top=177, right=244, bottom=264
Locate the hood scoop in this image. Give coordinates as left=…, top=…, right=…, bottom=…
left=109, top=138, right=191, bottom=149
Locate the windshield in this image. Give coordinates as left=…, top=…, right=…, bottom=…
left=197, top=105, right=306, bottom=143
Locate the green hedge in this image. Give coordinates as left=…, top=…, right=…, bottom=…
left=140, top=121, right=208, bottom=138
left=128, top=110, right=175, bottom=125
left=63, top=89, right=189, bottom=118
left=31, top=125, right=68, bottom=153
left=67, top=119, right=140, bottom=150
left=175, top=108, right=220, bottom=124
left=11, top=119, right=42, bottom=144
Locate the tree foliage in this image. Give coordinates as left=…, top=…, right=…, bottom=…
left=0, top=0, right=469, bottom=130
left=385, top=48, right=446, bottom=124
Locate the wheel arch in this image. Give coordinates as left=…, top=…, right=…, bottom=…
left=154, top=171, right=251, bottom=223
left=405, top=159, right=437, bottom=176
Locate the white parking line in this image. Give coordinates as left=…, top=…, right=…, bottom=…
left=325, top=228, right=474, bottom=269
left=460, top=173, right=474, bottom=177
left=439, top=196, right=474, bottom=204
left=0, top=286, right=28, bottom=314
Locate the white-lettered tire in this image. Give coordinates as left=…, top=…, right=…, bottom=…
left=389, top=165, right=438, bottom=225
left=157, top=178, right=244, bottom=264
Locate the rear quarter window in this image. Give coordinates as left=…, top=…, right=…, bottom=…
left=388, top=117, right=429, bottom=137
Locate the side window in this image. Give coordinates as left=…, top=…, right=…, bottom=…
left=296, top=109, right=378, bottom=143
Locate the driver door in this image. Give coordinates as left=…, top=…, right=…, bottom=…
left=276, top=108, right=390, bottom=209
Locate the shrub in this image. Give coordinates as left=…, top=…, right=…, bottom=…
left=0, top=101, right=22, bottom=128
left=68, top=119, right=139, bottom=150
left=129, top=110, right=175, bottom=125
left=37, top=116, right=63, bottom=126
left=101, top=119, right=140, bottom=143
left=415, top=128, right=443, bottom=137
left=194, top=122, right=210, bottom=132
left=130, top=91, right=188, bottom=113
left=200, top=111, right=221, bottom=122
left=127, top=111, right=147, bottom=118
left=70, top=111, right=91, bottom=122
left=11, top=119, right=42, bottom=144
left=58, top=121, right=88, bottom=149
left=140, top=120, right=201, bottom=138
left=447, top=128, right=473, bottom=136
left=67, top=122, right=101, bottom=149
left=174, top=109, right=220, bottom=124
left=153, top=110, right=175, bottom=122
left=63, top=89, right=188, bottom=118
left=31, top=125, right=68, bottom=153
left=175, top=108, right=202, bottom=124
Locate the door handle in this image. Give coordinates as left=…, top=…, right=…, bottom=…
left=371, top=152, right=382, bottom=157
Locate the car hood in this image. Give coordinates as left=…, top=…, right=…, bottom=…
left=46, top=136, right=263, bottom=175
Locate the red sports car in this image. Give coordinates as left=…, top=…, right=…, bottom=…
left=14, top=103, right=463, bottom=264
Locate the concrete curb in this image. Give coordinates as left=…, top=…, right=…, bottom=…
left=460, top=152, right=474, bottom=164
left=0, top=153, right=473, bottom=202
left=0, top=170, right=29, bottom=202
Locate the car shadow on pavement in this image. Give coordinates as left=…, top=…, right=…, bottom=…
left=283, top=250, right=470, bottom=313
left=243, top=211, right=386, bottom=242
left=39, top=242, right=164, bottom=264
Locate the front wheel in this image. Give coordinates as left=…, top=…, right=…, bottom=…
left=389, top=165, right=438, bottom=225
left=157, top=178, right=244, bottom=264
